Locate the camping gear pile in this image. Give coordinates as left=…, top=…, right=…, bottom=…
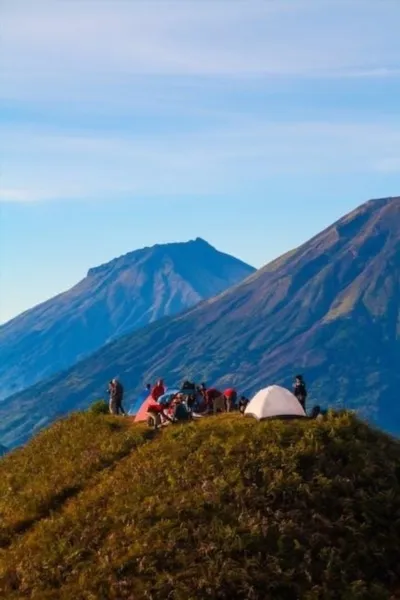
left=129, top=377, right=315, bottom=430
left=145, top=381, right=215, bottom=428
left=131, top=380, right=241, bottom=429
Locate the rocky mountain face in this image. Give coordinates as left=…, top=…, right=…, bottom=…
left=1, top=197, right=399, bottom=448
left=0, top=238, right=255, bottom=400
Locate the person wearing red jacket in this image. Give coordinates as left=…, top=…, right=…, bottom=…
left=204, top=387, right=225, bottom=414
left=223, top=388, right=237, bottom=412
left=151, top=379, right=165, bottom=401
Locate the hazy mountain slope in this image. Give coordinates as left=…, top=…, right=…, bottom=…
left=1, top=197, right=399, bottom=448
left=0, top=238, right=254, bottom=399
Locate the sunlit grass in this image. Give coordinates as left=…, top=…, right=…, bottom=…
left=0, top=411, right=399, bottom=599
left=0, top=412, right=149, bottom=548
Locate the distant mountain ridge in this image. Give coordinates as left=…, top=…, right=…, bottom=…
left=0, top=238, right=255, bottom=399
left=1, top=196, right=399, bottom=448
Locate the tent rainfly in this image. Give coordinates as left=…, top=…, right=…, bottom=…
left=244, top=385, right=306, bottom=420
left=128, top=389, right=149, bottom=416
left=134, top=395, right=159, bottom=422
left=158, top=389, right=180, bottom=405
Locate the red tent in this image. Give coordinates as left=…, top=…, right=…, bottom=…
left=134, top=395, right=159, bottom=423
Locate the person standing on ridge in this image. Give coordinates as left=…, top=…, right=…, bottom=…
left=151, top=379, right=165, bottom=402
left=293, top=375, right=307, bottom=412
left=107, top=380, right=117, bottom=414
left=223, top=388, right=237, bottom=412
left=112, top=377, right=126, bottom=415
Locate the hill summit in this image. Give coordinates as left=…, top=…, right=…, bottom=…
left=0, top=238, right=254, bottom=399
left=0, top=411, right=399, bottom=599
left=4, top=196, right=398, bottom=448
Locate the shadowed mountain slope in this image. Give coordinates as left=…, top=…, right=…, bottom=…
left=1, top=197, right=399, bottom=447
left=0, top=238, right=254, bottom=399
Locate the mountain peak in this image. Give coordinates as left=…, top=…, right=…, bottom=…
left=86, top=238, right=215, bottom=278
left=193, top=236, right=210, bottom=245
left=340, top=195, right=399, bottom=225
left=0, top=239, right=254, bottom=402
left=363, top=195, right=399, bottom=210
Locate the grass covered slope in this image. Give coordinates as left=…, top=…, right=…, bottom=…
left=1, top=413, right=400, bottom=599
left=0, top=414, right=150, bottom=549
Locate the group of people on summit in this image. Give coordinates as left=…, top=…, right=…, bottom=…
left=146, top=379, right=252, bottom=424
left=107, top=374, right=309, bottom=424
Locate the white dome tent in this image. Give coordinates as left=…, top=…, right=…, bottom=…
left=244, top=385, right=306, bottom=420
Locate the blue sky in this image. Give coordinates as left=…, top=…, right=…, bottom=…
left=1, top=0, right=400, bottom=323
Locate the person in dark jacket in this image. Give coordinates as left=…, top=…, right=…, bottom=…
left=181, top=380, right=196, bottom=408
left=111, top=378, right=126, bottom=415
left=171, top=394, right=191, bottom=422
left=310, top=405, right=327, bottom=421
left=293, top=375, right=307, bottom=411
left=238, top=395, right=249, bottom=414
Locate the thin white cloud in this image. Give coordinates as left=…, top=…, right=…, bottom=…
left=0, top=188, right=41, bottom=202
left=1, top=0, right=400, bottom=105
left=1, top=1, right=399, bottom=204
left=374, top=157, right=400, bottom=173
left=2, top=118, right=400, bottom=202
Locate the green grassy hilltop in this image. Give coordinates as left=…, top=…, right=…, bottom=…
left=1, top=411, right=400, bottom=599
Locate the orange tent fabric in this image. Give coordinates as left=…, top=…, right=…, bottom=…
left=134, top=395, right=159, bottom=423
